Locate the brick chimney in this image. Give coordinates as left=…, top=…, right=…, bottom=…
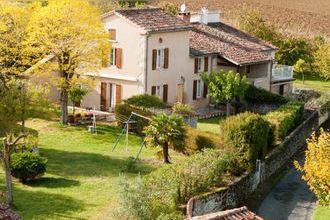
left=177, top=4, right=191, bottom=23
left=178, top=11, right=191, bottom=23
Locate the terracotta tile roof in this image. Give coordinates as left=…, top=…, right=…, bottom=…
left=115, top=8, right=192, bottom=33
left=190, top=22, right=276, bottom=65
left=191, top=206, right=263, bottom=220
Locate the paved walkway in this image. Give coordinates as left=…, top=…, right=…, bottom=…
left=257, top=160, right=316, bottom=220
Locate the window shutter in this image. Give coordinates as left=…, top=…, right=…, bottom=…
left=193, top=80, right=197, bottom=100
left=152, top=49, right=157, bottom=70
left=164, top=48, right=169, bottom=69
left=109, top=29, right=116, bottom=41
left=163, top=84, right=168, bottom=103
left=116, top=48, right=122, bottom=69
left=194, top=58, right=198, bottom=73
left=203, top=82, right=208, bottom=98
left=116, top=84, right=122, bottom=104
left=204, top=57, right=209, bottom=72
left=151, top=86, right=156, bottom=95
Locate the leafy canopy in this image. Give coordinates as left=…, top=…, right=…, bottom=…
left=144, top=114, right=186, bottom=151
left=26, top=0, right=109, bottom=91
left=0, top=1, right=38, bottom=86
left=295, top=130, right=330, bottom=206
left=201, top=70, right=248, bottom=103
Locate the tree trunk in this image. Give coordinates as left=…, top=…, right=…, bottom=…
left=163, top=142, right=170, bottom=163
left=20, top=83, right=26, bottom=133
left=302, top=74, right=305, bottom=84
left=60, top=89, right=69, bottom=124
left=226, top=102, right=231, bottom=117
left=3, top=139, right=13, bottom=207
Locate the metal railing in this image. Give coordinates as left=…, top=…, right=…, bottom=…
left=272, top=64, right=294, bottom=81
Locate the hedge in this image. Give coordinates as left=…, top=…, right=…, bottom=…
left=220, top=112, right=274, bottom=170
left=125, top=94, right=166, bottom=109
left=244, top=85, right=288, bottom=104
left=265, top=101, right=304, bottom=140
left=183, top=126, right=223, bottom=155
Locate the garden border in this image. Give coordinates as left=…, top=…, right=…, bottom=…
left=187, top=110, right=328, bottom=218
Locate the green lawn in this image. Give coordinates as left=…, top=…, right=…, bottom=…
left=294, top=75, right=330, bottom=92
left=0, top=119, right=184, bottom=220
left=197, top=116, right=224, bottom=134
left=314, top=205, right=330, bottom=220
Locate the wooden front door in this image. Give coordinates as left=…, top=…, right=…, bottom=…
left=279, top=84, right=284, bottom=95
left=116, top=84, right=122, bottom=105
left=100, top=82, right=107, bottom=111
left=177, top=83, right=184, bottom=103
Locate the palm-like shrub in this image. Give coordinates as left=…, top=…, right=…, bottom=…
left=144, top=114, right=186, bottom=163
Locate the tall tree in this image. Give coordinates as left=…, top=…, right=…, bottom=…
left=144, top=114, right=185, bottom=163
left=202, top=70, right=248, bottom=116
left=27, top=0, right=109, bottom=124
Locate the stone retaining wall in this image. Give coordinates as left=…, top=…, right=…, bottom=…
left=187, top=111, right=326, bottom=218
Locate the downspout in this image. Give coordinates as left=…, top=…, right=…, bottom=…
left=144, top=34, right=149, bottom=93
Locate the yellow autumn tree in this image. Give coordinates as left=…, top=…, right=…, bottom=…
left=27, top=0, right=109, bottom=124
left=295, top=129, right=330, bottom=206
left=0, top=0, right=39, bottom=86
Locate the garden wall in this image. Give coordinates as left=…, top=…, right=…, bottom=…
left=187, top=110, right=326, bottom=218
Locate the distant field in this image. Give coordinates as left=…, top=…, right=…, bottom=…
left=150, top=0, right=330, bottom=39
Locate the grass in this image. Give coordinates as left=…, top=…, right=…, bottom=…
left=294, top=75, right=330, bottom=92
left=197, top=116, right=224, bottom=134
left=0, top=119, right=185, bottom=220
left=314, top=205, right=330, bottom=220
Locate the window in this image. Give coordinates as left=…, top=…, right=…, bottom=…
left=195, top=57, right=204, bottom=73
left=156, top=49, right=164, bottom=69
left=156, top=86, right=161, bottom=97
left=108, top=28, right=116, bottom=41
left=246, top=65, right=251, bottom=74
left=110, top=48, right=116, bottom=66
left=196, top=79, right=202, bottom=98
left=197, top=58, right=203, bottom=72
left=152, top=48, right=169, bottom=70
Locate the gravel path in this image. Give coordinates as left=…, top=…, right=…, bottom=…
left=257, top=160, right=316, bottom=220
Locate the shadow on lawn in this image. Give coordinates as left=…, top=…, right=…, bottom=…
left=26, top=177, right=80, bottom=188
left=41, top=148, right=154, bottom=177
left=13, top=187, right=85, bottom=219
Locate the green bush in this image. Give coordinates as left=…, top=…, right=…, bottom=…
left=244, top=85, right=288, bottom=104
left=125, top=94, right=166, bottom=109
left=220, top=112, right=274, bottom=170
left=184, top=126, right=223, bottom=155
left=117, top=149, right=242, bottom=219
left=265, top=101, right=304, bottom=140
left=10, top=152, right=47, bottom=182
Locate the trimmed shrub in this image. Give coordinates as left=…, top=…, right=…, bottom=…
left=220, top=112, right=274, bottom=170
left=10, top=152, right=47, bottom=182
left=125, top=94, right=166, bottom=109
left=244, top=85, right=288, bottom=104
left=184, top=126, right=223, bottom=155
left=265, top=101, right=304, bottom=140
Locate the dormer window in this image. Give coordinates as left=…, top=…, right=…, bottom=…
left=108, top=28, right=116, bottom=41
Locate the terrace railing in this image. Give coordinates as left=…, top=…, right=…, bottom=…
left=272, top=64, right=294, bottom=81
